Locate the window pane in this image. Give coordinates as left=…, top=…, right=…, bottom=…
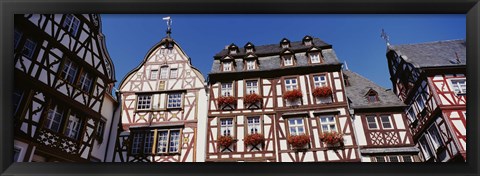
left=169, top=130, right=180, bottom=152
left=157, top=131, right=168, bottom=153
left=381, top=116, right=392, bottom=129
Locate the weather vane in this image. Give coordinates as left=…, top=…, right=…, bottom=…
left=163, top=16, right=172, bottom=37
left=381, top=28, right=390, bottom=46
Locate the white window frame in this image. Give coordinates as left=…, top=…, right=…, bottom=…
left=131, top=133, right=143, bottom=154
left=62, top=59, right=78, bottom=84
left=44, top=105, right=64, bottom=132
left=427, top=124, right=444, bottom=151
left=220, top=118, right=234, bottom=136
left=247, top=116, right=261, bottom=134
left=160, top=67, right=169, bottom=79
left=283, top=55, right=293, bottom=66
left=450, top=78, right=466, bottom=95
left=223, top=61, right=232, bottom=71
left=77, top=72, right=93, bottom=92
left=136, top=95, right=152, bottom=110
left=63, top=14, right=80, bottom=36
left=246, top=60, right=256, bottom=70
left=64, top=113, right=82, bottom=140
left=22, top=39, right=36, bottom=59
left=320, top=116, right=337, bottom=132
left=288, top=118, right=305, bottom=136
left=168, top=130, right=181, bottom=153
left=313, top=75, right=327, bottom=88
left=150, top=69, right=158, bottom=80
left=284, top=78, right=298, bottom=91
left=245, top=80, right=258, bottom=94
left=156, top=130, right=169, bottom=154
left=366, top=115, right=379, bottom=129
left=406, top=106, right=417, bottom=123
left=246, top=48, right=253, bottom=53
left=167, top=93, right=182, bottom=108
left=310, top=53, right=321, bottom=63
left=143, top=131, right=154, bottom=154
left=380, top=115, right=393, bottom=129
left=419, top=135, right=433, bottom=161
left=415, top=93, right=427, bottom=112
left=169, top=69, right=178, bottom=78
left=221, top=83, right=233, bottom=96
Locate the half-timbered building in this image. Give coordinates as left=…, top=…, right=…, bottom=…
left=207, top=36, right=360, bottom=162
left=343, top=70, right=419, bottom=162
left=13, top=14, right=118, bottom=162
left=113, top=29, right=208, bottom=162
left=385, top=40, right=466, bottom=162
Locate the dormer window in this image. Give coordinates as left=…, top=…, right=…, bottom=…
left=229, top=49, right=237, bottom=54
left=223, top=61, right=232, bottom=71
left=310, top=53, right=321, bottom=63
left=283, top=55, right=293, bottom=66
left=228, top=43, right=239, bottom=55
left=302, top=35, right=313, bottom=46
left=280, top=38, right=290, bottom=49
left=244, top=42, right=255, bottom=53
left=366, top=90, right=379, bottom=103
left=246, top=48, right=254, bottom=53
left=246, top=60, right=256, bottom=70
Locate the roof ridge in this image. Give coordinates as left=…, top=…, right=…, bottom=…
left=392, top=39, right=465, bottom=47
left=344, top=70, right=388, bottom=91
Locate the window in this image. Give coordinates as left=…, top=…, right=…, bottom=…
left=150, top=70, right=158, bottom=80
left=13, top=147, right=21, bottom=162
left=282, top=43, right=289, bottom=49
left=22, top=39, right=36, bottom=59
left=402, top=155, right=413, bottom=162
left=288, top=118, right=305, bottom=136
left=375, top=156, right=386, bottom=162
left=283, top=55, right=293, bottom=66
left=14, top=28, right=22, bottom=49
left=131, top=133, right=143, bottom=154
left=221, top=83, right=233, bottom=96
left=156, top=131, right=169, bottom=153
left=367, top=91, right=378, bottom=103
left=246, top=60, right=256, bottom=70
left=63, top=14, right=80, bottom=36
left=160, top=67, right=168, bottom=79
left=245, top=80, right=258, bottom=94
left=389, top=156, right=399, bottom=162
left=169, top=69, right=178, bottom=78
left=427, top=124, right=444, bottom=151
left=223, top=61, right=232, bottom=71
left=406, top=106, right=417, bottom=123
left=310, top=53, right=321, bottom=63
left=167, top=93, right=182, bottom=108
left=143, top=132, right=154, bottom=154
left=313, top=75, right=327, bottom=88
left=285, top=78, right=298, bottom=91
left=220, top=118, right=234, bottom=136
left=77, top=72, right=93, bottom=92
left=96, top=121, right=105, bottom=139
left=415, top=93, right=427, bottom=112
left=64, top=113, right=82, bottom=140
left=168, top=130, right=180, bottom=153
left=246, top=48, right=253, bottom=53
left=366, top=116, right=378, bottom=129
left=419, top=135, right=433, bottom=161
left=44, top=104, right=65, bottom=132
left=136, top=95, right=152, bottom=110
left=380, top=115, right=393, bottom=129
left=13, top=88, right=24, bottom=115
left=320, top=116, right=337, bottom=132
left=450, top=79, right=466, bottom=95
left=61, top=59, right=78, bottom=84
left=247, top=117, right=261, bottom=134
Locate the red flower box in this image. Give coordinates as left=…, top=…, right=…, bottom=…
left=244, top=93, right=262, bottom=104
left=319, top=131, right=344, bottom=145
left=218, top=96, right=237, bottom=106
left=312, top=86, right=332, bottom=97
left=283, top=89, right=303, bottom=101
left=217, top=135, right=237, bottom=148
left=287, top=134, right=310, bottom=148
left=244, top=133, right=265, bottom=146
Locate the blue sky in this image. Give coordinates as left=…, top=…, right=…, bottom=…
left=101, top=14, right=465, bottom=89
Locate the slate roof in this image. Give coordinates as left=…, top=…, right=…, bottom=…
left=343, top=70, right=405, bottom=109
left=214, top=38, right=331, bottom=58
left=210, top=38, right=341, bottom=74
left=388, top=39, right=466, bottom=68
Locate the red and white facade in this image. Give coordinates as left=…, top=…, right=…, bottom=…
left=206, top=36, right=360, bottom=162
left=113, top=36, right=208, bottom=162
left=386, top=40, right=466, bottom=162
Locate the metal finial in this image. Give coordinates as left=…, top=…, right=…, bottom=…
left=344, top=61, right=349, bottom=70
left=381, top=28, right=390, bottom=46
left=162, top=16, right=172, bottom=37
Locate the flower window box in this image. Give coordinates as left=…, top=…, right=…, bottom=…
left=218, top=96, right=237, bottom=110
left=244, top=133, right=265, bottom=151
left=320, top=131, right=344, bottom=149
left=287, top=134, right=310, bottom=150
left=218, top=135, right=237, bottom=152
left=244, top=93, right=262, bottom=109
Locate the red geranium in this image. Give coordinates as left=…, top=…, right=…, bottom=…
left=283, top=89, right=303, bottom=101
left=287, top=134, right=310, bottom=148
left=218, top=96, right=237, bottom=106
left=312, top=86, right=332, bottom=97
left=244, top=133, right=265, bottom=146
left=319, top=131, right=343, bottom=145
left=217, top=135, right=237, bottom=148
left=244, top=93, right=262, bottom=104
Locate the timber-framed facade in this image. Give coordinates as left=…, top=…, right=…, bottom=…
left=13, top=14, right=118, bottom=162
left=386, top=40, right=466, bottom=162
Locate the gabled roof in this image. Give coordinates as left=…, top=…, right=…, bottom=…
left=388, top=39, right=466, bottom=68
left=213, top=38, right=331, bottom=58
left=343, top=70, right=405, bottom=109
